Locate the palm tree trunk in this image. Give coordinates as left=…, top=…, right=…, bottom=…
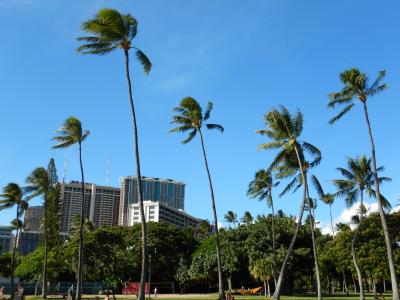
left=270, top=197, right=278, bottom=285
left=42, top=187, right=48, bottom=299
left=329, top=204, right=335, bottom=236
left=124, top=49, right=147, bottom=300
left=351, top=191, right=365, bottom=300
left=198, top=129, right=224, bottom=300
left=291, top=143, right=322, bottom=300
left=305, top=182, right=323, bottom=300
left=362, top=102, right=399, bottom=300
left=272, top=183, right=306, bottom=300
left=10, top=203, right=20, bottom=300
left=75, top=142, right=85, bottom=300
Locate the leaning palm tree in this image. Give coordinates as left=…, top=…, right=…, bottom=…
left=331, top=156, right=391, bottom=300
left=26, top=167, right=50, bottom=299
left=273, top=151, right=323, bottom=299
left=0, top=183, right=29, bottom=300
left=256, top=106, right=322, bottom=300
left=170, top=97, right=224, bottom=300
left=77, top=10, right=151, bottom=299
left=248, top=169, right=279, bottom=284
left=224, top=211, right=238, bottom=229
left=311, top=176, right=336, bottom=236
left=328, top=68, right=399, bottom=299
left=52, top=117, right=90, bottom=300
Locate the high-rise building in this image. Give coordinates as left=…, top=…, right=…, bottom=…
left=128, top=201, right=199, bottom=228
left=19, top=231, right=41, bottom=256
left=24, top=206, right=44, bottom=232
left=119, top=176, right=185, bottom=226
left=60, top=181, right=120, bottom=234
left=0, top=226, right=13, bottom=253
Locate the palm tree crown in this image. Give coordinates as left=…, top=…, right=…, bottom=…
left=257, top=106, right=321, bottom=171
left=52, top=117, right=90, bottom=148
left=170, top=97, right=224, bottom=143
left=332, top=156, right=391, bottom=209
left=76, top=8, right=151, bottom=73
left=26, top=167, right=50, bottom=198
left=247, top=170, right=279, bottom=207
left=224, top=211, right=238, bottom=228
left=328, top=68, right=387, bottom=124
left=0, top=183, right=28, bottom=214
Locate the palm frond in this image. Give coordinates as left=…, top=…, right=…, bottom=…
left=328, top=104, right=354, bottom=124
left=203, top=102, right=213, bottom=121
left=311, top=175, right=324, bottom=198
left=135, top=48, right=152, bottom=75
left=182, top=130, right=197, bottom=144
left=206, top=123, right=224, bottom=132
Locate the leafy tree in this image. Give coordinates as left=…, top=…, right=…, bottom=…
left=249, top=256, right=273, bottom=297
left=77, top=9, right=151, bottom=300
left=52, top=117, right=90, bottom=300
left=26, top=166, right=51, bottom=298
left=224, top=211, right=238, bottom=229
left=241, top=212, right=253, bottom=226
left=15, top=246, right=74, bottom=283
left=328, top=68, right=399, bottom=299
left=256, top=106, right=323, bottom=300
left=175, top=258, right=190, bottom=294
left=170, top=97, right=224, bottom=300
left=247, top=169, right=279, bottom=283
left=331, top=155, right=391, bottom=300
left=0, top=183, right=29, bottom=300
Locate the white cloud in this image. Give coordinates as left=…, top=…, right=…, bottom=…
left=321, top=201, right=381, bottom=235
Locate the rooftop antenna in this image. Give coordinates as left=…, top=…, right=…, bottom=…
left=105, top=156, right=111, bottom=186
left=62, top=147, right=69, bottom=183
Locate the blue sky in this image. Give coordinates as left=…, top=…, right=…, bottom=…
left=1, top=0, right=399, bottom=231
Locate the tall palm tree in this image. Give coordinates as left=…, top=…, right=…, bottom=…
left=248, top=169, right=279, bottom=284
left=0, top=183, right=29, bottom=300
left=52, top=117, right=90, bottom=300
left=331, top=156, right=391, bottom=300
left=311, top=176, right=336, bottom=236
left=77, top=10, right=151, bottom=299
left=26, top=167, right=51, bottom=299
left=256, top=106, right=322, bottom=300
left=274, top=153, right=323, bottom=299
left=241, top=211, right=253, bottom=226
left=170, top=97, right=224, bottom=300
left=328, top=68, right=399, bottom=299
left=224, top=211, right=238, bottom=229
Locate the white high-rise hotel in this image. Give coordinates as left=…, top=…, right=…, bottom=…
left=119, top=176, right=199, bottom=228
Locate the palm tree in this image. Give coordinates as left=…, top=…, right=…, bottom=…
left=247, top=169, right=279, bottom=284
left=249, top=257, right=273, bottom=298
left=0, top=183, right=29, bottom=300
left=170, top=97, right=224, bottom=300
left=26, top=167, right=50, bottom=299
left=77, top=10, right=151, bottom=299
left=241, top=211, right=253, bottom=226
left=329, top=68, right=399, bottom=299
left=331, top=156, right=391, bottom=300
left=311, top=176, right=336, bottom=236
left=52, top=117, right=90, bottom=300
left=224, top=211, right=238, bottom=229
left=256, top=106, right=322, bottom=300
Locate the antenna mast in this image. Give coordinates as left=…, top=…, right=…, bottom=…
left=105, top=156, right=111, bottom=186
left=62, top=147, right=69, bottom=183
